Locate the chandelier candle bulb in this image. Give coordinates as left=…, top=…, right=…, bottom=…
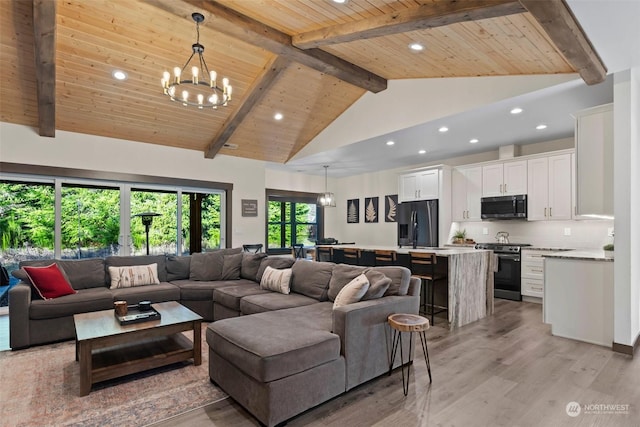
left=174, top=67, right=181, bottom=84
left=192, top=66, right=199, bottom=84
left=210, top=71, right=216, bottom=88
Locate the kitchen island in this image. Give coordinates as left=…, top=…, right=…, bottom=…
left=543, top=249, right=614, bottom=347
left=316, top=245, right=495, bottom=328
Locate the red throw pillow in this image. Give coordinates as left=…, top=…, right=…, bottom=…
left=23, top=263, right=76, bottom=300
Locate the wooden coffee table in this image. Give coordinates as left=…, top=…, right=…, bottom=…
left=73, top=301, right=202, bottom=396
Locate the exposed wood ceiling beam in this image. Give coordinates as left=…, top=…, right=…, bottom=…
left=293, top=0, right=526, bottom=49
left=144, top=0, right=387, bottom=93
left=32, top=0, right=56, bottom=137
left=519, top=0, right=606, bottom=85
left=205, top=55, right=290, bottom=159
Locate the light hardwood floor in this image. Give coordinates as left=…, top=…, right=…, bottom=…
left=150, top=300, right=639, bottom=427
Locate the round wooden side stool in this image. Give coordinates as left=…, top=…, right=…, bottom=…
left=388, top=313, right=432, bottom=396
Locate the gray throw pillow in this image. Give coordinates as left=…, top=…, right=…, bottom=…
left=327, top=264, right=367, bottom=302
left=290, top=260, right=334, bottom=301
left=240, top=252, right=267, bottom=281
left=368, top=266, right=411, bottom=296
left=166, top=255, right=191, bottom=281
left=189, top=251, right=225, bottom=281
left=361, top=269, right=392, bottom=300
left=221, top=253, right=243, bottom=280
left=255, top=257, right=295, bottom=283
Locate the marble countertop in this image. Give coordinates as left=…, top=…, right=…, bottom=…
left=316, top=244, right=490, bottom=257
left=523, top=247, right=574, bottom=251
left=543, top=249, right=614, bottom=262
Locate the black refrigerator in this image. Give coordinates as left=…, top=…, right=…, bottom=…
left=397, top=199, right=439, bottom=248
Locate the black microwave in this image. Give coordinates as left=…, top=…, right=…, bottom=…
left=481, top=195, right=527, bottom=220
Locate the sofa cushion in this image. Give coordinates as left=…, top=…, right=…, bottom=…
left=221, top=253, right=243, bottom=280
left=29, top=287, right=114, bottom=320
left=255, top=257, right=295, bottom=283
left=105, top=255, right=168, bottom=283
left=333, top=273, right=369, bottom=308
left=290, top=260, right=334, bottom=301
left=240, top=252, right=267, bottom=281
left=208, top=303, right=339, bottom=382
left=109, top=282, right=180, bottom=305
left=166, top=255, right=191, bottom=281
left=327, top=264, right=367, bottom=302
left=362, top=269, right=392, bottom=300
left=368, top=266, right=411, bottom=296
left=240, top=292, right=319, bottom=315
left=170, top=279, right=248, bottom=300
left=189, top=251, right=224, bottom=281
left=213, top=283, right=269, bottom=311
left=23, top=264, right=77, bottom=300
left=260, top=266, right=292, bottom=294
left=108, top=263, right=161, bottom=289
left=19, top=258, right=105, bottom=290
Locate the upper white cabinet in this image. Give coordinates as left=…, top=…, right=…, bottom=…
left=482, top=160, right=527, bottom=197
left=574, top=104, right=613, bottom=216
left=398, top=169, right=439, bottom=202
left=527, top=154, right=572, bottom=221
left=452, top=166, right=482, bottom=221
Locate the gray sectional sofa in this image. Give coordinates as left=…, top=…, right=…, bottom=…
left=9, top=249, right=420, bottom=427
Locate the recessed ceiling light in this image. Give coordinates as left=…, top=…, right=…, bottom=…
left=112, top=70, right=127, bottom=80
left=418, top=149, right=426, bottom=154
left=469, top=138, right=479, bottom=144
left=274, top=112, right=283, bottom=120
left=536, top=124, right=548, bottom=130
left=408, top=43, right=424, bottom=52
left=438, top=126, right=449, bottom=133
left=510, top=107, right=523, bottom=114
left=332, top=0, right=348, bottom=4
left=386, top=140, right=395, bottom=146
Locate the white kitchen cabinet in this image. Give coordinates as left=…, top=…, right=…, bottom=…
left=527, top=154, right=572, bottom=221
left=521, top=249, right=552, bottom=301
left=398, top=169, right=439, bottom=202
left=452, top=166, right=482, bottom=221
left=574, top=104, right=613, bottom=217
left=482, top=160, right=527, bottom=197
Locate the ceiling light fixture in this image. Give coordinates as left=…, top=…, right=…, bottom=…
left=274, top=112, right=283, bottom=121
left=386, top=140, right=395, bottom=146
left=332, top=0, right=348, bottom=3
left=317, top=165, right=336, bottom=207
left=438, top=126, right=449, bottom=133
left=419, top=150, right=426, bottom=154
left=469, top=138, right=479, bottom=144
left=112, top=70, right=127, bottom=80
left=510, top=107, right=523, bottom=114
left=409, top=43, right=424, bottom=52
left=536, top=124, right=547, bottom=130
left=161, top=13, right=232, bottom=110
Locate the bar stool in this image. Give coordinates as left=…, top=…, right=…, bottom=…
left=315, top=246, right=333, bottom=262
left=342, top=248, right=361, bottom=265
left=374, top=249, right=397, bottom=266
left=243, top=244, right=263, bottom=253
left=409, top=252, right=447, bottom=325
left=388, top=313, right=432, bottom=396
left=291, top=244, right=304, bottom=259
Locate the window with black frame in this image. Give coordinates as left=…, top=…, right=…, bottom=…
left=266, top=190, right=323, bottom=254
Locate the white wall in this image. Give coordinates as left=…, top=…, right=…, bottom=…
left=0, top=123, right=268, bottom=248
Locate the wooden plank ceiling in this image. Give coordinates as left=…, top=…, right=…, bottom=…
left=0, top=0, right=606, bottom=163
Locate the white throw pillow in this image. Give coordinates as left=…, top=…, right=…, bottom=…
left=333, top=273, right=370, bottom=308
left=260, top=266, right=292, bottom=294
left=109, top=263, right=161, bottom=289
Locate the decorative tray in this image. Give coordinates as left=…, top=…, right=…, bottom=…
left=115, top=305, right=161, bottom=325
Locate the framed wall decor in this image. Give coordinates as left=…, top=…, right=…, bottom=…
left=241, top=199, right=258, bottom=217
left=385, top=194, right=398, bottom=222
left=347, top=199, right=359, bottom=223
left=364, top=197, right=379, bottom=223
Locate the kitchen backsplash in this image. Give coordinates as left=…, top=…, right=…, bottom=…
left=449, top=219, right=614, bottom=249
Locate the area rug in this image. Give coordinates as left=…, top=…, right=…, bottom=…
left=0, top=325, right=226, bottom=427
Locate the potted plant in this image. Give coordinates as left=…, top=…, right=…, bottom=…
left=452, top=229, right=467, bottom=244
left=603, top=243, right=614, bottom=257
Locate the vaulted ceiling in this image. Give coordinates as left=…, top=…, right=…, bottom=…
left=0, top=0, right=605, bottom=164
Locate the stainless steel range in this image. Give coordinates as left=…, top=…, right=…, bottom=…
left=475, top=242, right=531, bottom=301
